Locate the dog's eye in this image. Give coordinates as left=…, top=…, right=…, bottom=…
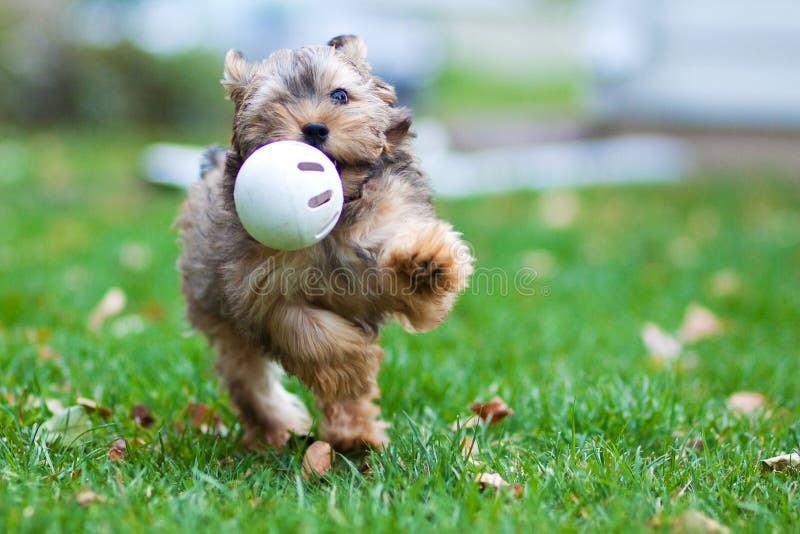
left=330, top=88, right=349, bottom=105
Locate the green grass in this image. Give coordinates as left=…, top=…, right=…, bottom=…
left=1, top=130, right=799, bottom=533
left=425, top=66, right=581, bottom=118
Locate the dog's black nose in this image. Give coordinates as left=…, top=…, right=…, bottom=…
left=302, top=122, right=329, bottom=146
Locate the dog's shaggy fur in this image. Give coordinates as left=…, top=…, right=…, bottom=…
left=176, top=35, right=474, bottom=451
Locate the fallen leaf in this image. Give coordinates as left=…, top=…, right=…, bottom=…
left=302, top=441, right=332, bottom=479
left=24, top=327, right=52, bottom=344
left=77, top=397, right=112, bottom=419
left=450, top=415, right=482, bottom=431
left=476, top=472, right=508, bottom=490
left=76, top=491, right=98, bottom=507
left=87, top=288, right=126, bottom=332
left=708, top=269, right=741, bottom=297
left=475, top=472, right=523, bottom=497
left=108, top=438, right=126, bottom=461
left=131, top=403, right=155, bottom=428
left=182, top=402, right=228, bottom=436
left=469, top=396, right=514, bottom=424
left=671, top=479, right=693, bottom=500
left=671, top=510, right=730, bottom=533
left=44, top=398, right=66, bottom=415
left=641, top=322, right=682, bottom=361
left=726, top=391, right=766, bottom=415
left=678, top=304, right=723, bottom=343
left=37, top=345, right=61, bottom=361
left=41, top=406, right=92, bottom=447
left=760, top=452, right=800, bottom=472
left=109, top=314, right=145, bottom=338
left=140, top=301, right=166, bottom=320
left=460, top=436, right=479, bottom=463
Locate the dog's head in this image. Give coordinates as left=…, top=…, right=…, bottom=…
left=222, top=35, right=412, bottom=196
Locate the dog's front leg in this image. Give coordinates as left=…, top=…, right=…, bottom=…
left=379, top=219, right=474, bottom=332
left=266, top=300, right=388, bottom=450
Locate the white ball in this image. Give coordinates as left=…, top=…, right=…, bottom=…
left=234, top=141, right=344, bottom=250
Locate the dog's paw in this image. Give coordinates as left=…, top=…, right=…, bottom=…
left=383, top=222, right=473, bottom=294
left=321, top=420, right=390, bottom=453
left=320, top=386, right=390, bottom=452
left=243, top=425, right=293, bottom=451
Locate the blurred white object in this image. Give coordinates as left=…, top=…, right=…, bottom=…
left=413, top=118, right=687, bottom=196
left=419, top=129, right=689, bottom=197
left=584, top=0, right=800, bottom=128
left=233, top=141, right=343, bottom=250
left=141, top=143, right=204, bottom=189
left=142, top=123, right=689, bottom=197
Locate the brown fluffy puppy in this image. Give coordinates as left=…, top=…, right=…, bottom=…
left=176, top=35, right=474, bottom=451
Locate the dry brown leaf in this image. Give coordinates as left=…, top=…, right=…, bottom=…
left=671, top=510, right=730, bottom=533
left=450, top=415, right=482, bottom=431
left=41, top=405, right=92, bottom=447
left=679, top=304, right=723, bottom=343
left=475, top=472, right=523, bottom=497
left=708, top=269, right=741, bottom=297
left=37, top=345, right=61, bottom=361
left=77, top=397, right=112, bottom=419
left=182, top=402, right=228, bottom=436
left=24, top=327, right=52, bottom=344
left=641, top=322, right=682, bottom=361
left=87, top=287, right=126, bottom=332
left=469, top=396, right=514, bottom=424
left=760, top=452, right=800, bottom=472
left=460, top=436, right=479, bottom=463
left=108, top=438, right=126, bottom=462
left=44, top=398, right=66, bottom=415
left=726, top=391, right=766, bottom=415
left=140, top=301, right=166, bottom=320
left=476, top=472, right=508, bottom=491
left=131, top=403, right=155, bottom=428
left=302, top=441, right=332, bottom=479
left=76, top=491, right=105, bottom=507
left=671, top=479, right=693, bottom=500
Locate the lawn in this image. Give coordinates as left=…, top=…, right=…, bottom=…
left=1, top=130, right=799, bottom=533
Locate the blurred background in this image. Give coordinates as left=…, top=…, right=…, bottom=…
left=3, top=0, right=799, bottom=192
left=4, top=2, right=800, bottom=527
left=1, top=0, right=799, bottom=328
left=3, top=0, right=800, bottom=192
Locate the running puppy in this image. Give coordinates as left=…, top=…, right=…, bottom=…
left=177, top=35, right=473, bottom=451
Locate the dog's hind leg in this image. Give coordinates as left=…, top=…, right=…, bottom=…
left=266, top=301, right=389, bottom=450
left=213, top=325, right=311, bottom=449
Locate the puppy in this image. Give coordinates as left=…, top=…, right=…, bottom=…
left=176, top=35, right=474, bottom=451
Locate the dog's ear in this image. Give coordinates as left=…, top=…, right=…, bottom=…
left=222, top=49, right=254, bottom=104
left=384, top=106, right=413, bottom=153
left=328, top=35, right=368, bottom=68
left=372, top=77, right=398, bottom=106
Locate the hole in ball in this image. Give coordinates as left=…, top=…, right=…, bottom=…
left=297, top=162, right=325, bottom=172
left=308, top=190, right=333, bottom=208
